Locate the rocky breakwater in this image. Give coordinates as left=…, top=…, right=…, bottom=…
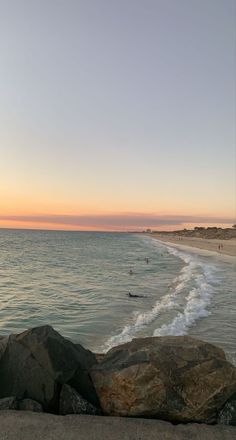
left=0, top=326, right=236, bottom=427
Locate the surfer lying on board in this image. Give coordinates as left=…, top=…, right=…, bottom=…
left=128, top=292, right=145, bottom=298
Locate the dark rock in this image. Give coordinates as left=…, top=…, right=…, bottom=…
left=59, top=384, right=100, bottom=415
left=18, top=398, right=43, bottom=412
left=0, top=333, right=56, bottom=411
left=90, top=336, right=236, bottom=423
left=0, top=325, right=99, bottom=412
left=0, top=396, right=17, bottom=410
left=217, top=393, right=236, bottom=426
left=0, top=335, right=8, bottom=359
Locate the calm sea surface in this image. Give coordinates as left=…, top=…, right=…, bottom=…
left=0, top=229, right=235, bottom=364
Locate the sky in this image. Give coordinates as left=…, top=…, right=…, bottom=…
left=0, top=0, right=235, bottom=231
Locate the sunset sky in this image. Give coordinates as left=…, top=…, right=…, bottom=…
left=0, top=0, right=235, bottom=231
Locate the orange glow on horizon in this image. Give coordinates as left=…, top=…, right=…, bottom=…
left=0, top=219, right=234, bottom=233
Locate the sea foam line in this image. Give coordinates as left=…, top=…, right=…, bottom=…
left=153, top=245, right=217, bottom=337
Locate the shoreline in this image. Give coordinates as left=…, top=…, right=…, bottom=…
left=147, top=234, right=236, bottom=263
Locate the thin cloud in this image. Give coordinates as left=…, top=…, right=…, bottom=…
left=0, top=214, right=234, bottom=228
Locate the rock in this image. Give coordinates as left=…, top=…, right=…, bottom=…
left=217, top=393, right=236, bottom=426
left=94, top=353, right=106, bottom=363
left=0, top=333, right=56, bottom=411
left=0, top=325, right=99, bottom=412
left=18, top=398, right=43, bottom=412
left=1, top=411, right=236, bottom=440
left=0, top=396, right=17, bottom=410
left=90, top=336, right=236, bottom=423
left=0, top=335, right=8, bottom=359
left=59, top=384, right=99, bottom=415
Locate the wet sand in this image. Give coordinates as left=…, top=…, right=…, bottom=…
left=149, top=234, right=236, bottom=261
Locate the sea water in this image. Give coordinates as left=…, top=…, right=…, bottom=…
left=0, top=229, right=235, bottom=364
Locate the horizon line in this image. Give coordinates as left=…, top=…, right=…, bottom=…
left=0, top=224, right=235, bottom=234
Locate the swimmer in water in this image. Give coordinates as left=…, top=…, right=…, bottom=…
left=129, top=269, right=133, bottom=275
left=128, top=292, right=144, bottom=298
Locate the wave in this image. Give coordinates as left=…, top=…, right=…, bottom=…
left=102, top=244, right=216, bottom=352
left=153, top=246, right=217, bottom=336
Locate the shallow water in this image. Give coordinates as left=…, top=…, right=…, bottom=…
left=0, top=229, right=235, bottom=364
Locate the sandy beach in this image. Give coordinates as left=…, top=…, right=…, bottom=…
left=149, top=234, right=236, bottom=260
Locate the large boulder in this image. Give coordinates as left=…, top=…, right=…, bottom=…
left=0, top=325, right=99, bottom=412
left=90, top=336, right=236, bottom=423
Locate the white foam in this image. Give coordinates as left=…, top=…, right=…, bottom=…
left=102, top=293, right=176, bottom=351
left=102, top=245, right=212, bottom=352
left=153, top=279, right=213, bottom=336
left=153, top=246, right=217, bottom=337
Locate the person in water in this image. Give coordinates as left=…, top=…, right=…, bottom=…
left=129, top=269, right=133, bottom=275
left=128, top=291, right=143, bottom=298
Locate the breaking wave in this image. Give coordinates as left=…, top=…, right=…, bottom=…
left=153, top=246, right=217, bottom=337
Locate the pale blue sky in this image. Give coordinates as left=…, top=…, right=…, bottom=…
left=0, top=0, right=235, bottom=229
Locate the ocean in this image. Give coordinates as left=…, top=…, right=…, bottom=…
left=0, top=229, right=235, bottom=364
